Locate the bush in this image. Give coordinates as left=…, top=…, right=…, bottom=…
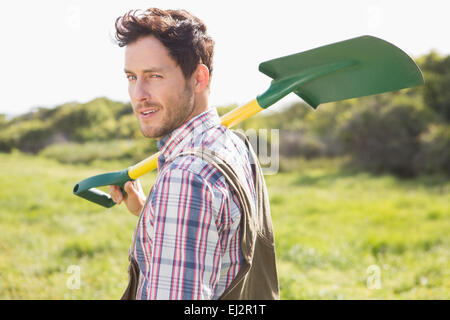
left=39, top=139, right=158, bottom=164
left=0, top=98, right=136, bottom=154
left=0, top=119, right=55, bottom=153
left=414, top=124, right=450, bottom=176
left=418, top=52, right=450, bottom=122
left=337, top=95, right=436, bottom=177
left=279, top=130, right=326, bottom=159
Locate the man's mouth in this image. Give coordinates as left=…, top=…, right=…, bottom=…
left=139, top=109, right=159, bottom=119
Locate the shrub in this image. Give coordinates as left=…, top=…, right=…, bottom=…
left=39, top=139, right=158, bottom=164
left=0, top=120, right=54, bottom=153
left=414, top=124, right=450, bottom=176
left=337, top=96, right=436, bottom=177
left=419, top=52, right=450, bottom=122
left=279, top=130, right=326, bottom=159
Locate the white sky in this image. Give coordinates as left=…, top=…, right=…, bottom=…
left=0, top=0, right=449, bottom=117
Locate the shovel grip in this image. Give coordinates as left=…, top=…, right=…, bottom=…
left=73, top=169, right=132, bottom=208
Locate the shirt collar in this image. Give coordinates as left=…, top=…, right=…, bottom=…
left=156, top=107, right=221, bottom=167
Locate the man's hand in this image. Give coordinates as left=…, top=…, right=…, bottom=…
left=109, top=179, right=146, bottom=216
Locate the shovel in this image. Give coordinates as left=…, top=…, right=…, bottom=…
left=73, top=35, right=424, bottom=208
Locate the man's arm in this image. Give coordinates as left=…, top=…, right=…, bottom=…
left=140, top=167, right=224, bottom=300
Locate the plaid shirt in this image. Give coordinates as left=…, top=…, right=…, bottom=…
left=131, top=108, right=257, bottom=299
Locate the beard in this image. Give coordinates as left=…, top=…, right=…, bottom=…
left=138, top=82, right=195, bottom=139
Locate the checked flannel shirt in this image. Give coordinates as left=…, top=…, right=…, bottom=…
left=131, top=107, right=258, bottom=299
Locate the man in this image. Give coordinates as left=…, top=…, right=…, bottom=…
left=109, top=8, right=278, bottom=300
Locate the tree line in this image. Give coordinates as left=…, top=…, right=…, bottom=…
left=0, top=51, right=448, bottom=177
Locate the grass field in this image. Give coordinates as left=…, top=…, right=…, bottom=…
left=0, top=152, right=448, bottom=299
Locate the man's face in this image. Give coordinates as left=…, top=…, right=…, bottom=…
left=124, top=35, right=195, bottom=139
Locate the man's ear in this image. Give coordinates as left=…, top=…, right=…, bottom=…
left=193, top=64, right=210, bottom=93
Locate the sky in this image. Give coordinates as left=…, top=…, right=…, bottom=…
left=0, top=0, right=449, bottom=117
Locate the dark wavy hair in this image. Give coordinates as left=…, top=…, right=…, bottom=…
left=115, top=8, right=214, bottom=80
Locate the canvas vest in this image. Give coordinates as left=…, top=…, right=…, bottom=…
left=121, top=130, right=279, bottom=300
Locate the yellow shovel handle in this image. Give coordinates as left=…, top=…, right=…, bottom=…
left=127, top=98, right=264, bottom=179
left=220, top=98, right=263, bottom=128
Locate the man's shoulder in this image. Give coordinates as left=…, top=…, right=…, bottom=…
left=158, top=125, right=251, bottom=190
left=160, top=153, right=226, bottom=188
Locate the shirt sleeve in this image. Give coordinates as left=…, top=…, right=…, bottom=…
left=143, top=167, right=224, bottom=300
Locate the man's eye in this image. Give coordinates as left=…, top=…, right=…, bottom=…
left=151, top=74, right=162, bottom=79
left=126, top=75, right=136, bottom=81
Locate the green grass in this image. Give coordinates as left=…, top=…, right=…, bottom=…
left=0, top=152, right=448, bottom=299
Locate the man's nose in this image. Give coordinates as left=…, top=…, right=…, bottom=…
left=133, top=80, right=151, bottom=102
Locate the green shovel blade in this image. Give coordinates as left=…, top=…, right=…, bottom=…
left=257, top=35, right=424, bottom=109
